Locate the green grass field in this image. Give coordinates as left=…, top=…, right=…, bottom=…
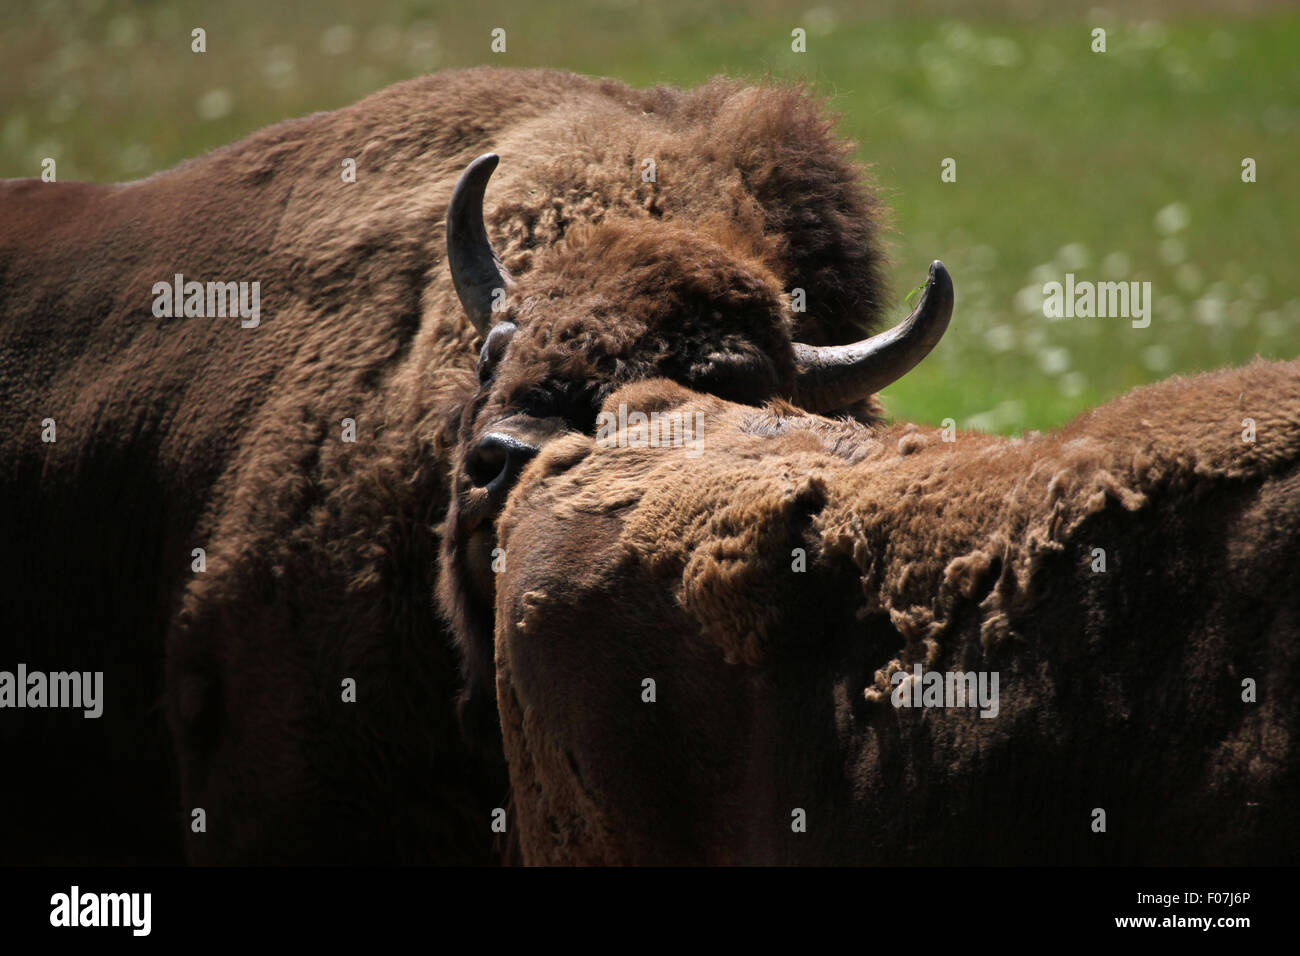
left=4, top=0, right=1296, bottom=432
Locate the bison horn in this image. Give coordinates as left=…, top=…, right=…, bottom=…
left=793, top=260, right=954, bottom=412
left=447, top=153, right=512, bottom=337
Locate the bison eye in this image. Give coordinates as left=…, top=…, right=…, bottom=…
left=476, top=322, right=517, bottom=384
left=520, top=385, right=604, bottom=436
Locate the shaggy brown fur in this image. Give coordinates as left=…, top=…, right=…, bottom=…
left=494, top=359, right=1300, bottom=864
left=0, top=68, right=889, bottom=862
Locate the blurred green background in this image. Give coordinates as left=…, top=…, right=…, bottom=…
left=3, top=0, right=1296, bottom=432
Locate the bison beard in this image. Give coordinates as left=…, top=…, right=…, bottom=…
left=492, top=361, right=1300, bottom=865
left=1, top=67, right=919, bottom=863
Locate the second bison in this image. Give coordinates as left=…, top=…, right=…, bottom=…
left=492, top=359, right=1300, bottom=864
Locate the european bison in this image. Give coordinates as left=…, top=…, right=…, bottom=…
left=0, top=67, right=941, bottom=862
left=492, top=359, right=1300, bottom=864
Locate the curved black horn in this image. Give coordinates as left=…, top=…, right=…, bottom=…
left=793, top=260, right=954, bottom=412
left=447, top=153, right=511, bottom=337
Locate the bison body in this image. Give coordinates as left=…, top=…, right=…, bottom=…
left=493, top=361, right=1300, bottom=864
left=1, top=68, right=895, bottom=862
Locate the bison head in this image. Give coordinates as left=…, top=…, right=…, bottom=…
left=437, top=153, right=954, bottom=748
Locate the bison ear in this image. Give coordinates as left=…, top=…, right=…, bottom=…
left=447, top=153, right=513, bottom=337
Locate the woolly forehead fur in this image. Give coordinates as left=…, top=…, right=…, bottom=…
left=476, top=74, right=891, bottom=349
left=487, top=218, right=800, bottom=412
left=455, top=72, right=896, bottom=418
left=497, top=358, right=1300, bottom=687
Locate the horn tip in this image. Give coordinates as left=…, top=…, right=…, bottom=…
left=927, top=260, right=953, bottom=299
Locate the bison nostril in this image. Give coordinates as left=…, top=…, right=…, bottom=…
left=467, top=432, right=540, bottom=494
left=467, top=439, right=506, bottom=488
